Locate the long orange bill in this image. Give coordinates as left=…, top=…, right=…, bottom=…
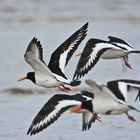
left=75, top=52, right=82, bottom=57
left=71, top=106, right=81, bottom=113
left=18, top=76, right=27, bottom=81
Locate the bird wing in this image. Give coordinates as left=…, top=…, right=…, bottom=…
left=85, top=80, right=119, bottom=101
left=24, top=37, right=54, bottom=78
left=27, top=94, right=81, bottom=135
left=82, top=112, right=95, bottom=131
left=48, top=23, right=88, bottom=79
left=73, top=39, right=113, bottom=79
left=107, top=79, right=140, bottom=102
left=108, top=36, right=134, bottom=51
left=108, top=36, right=131, bottom=47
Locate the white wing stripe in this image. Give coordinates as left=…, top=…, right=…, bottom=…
left=127, top=83, right=140, bottom=88
left=81, top=43, right=117, bottom=71
left=32, top=100, right=81, bottom=129
left=114, top=43, right=134, bottom=51
left=59, top=32, right=85, bottom=73
left=118, top=82, right=128, bottom=102
left=59, top=45, right=74, bottom=73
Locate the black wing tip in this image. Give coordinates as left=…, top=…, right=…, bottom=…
left=81, top=22, right=88, bottom=36
left=73, top=72, right=86, bottom=80
left=86, top=38, right=107, bottom=45
left=135, top=90, right=140, bottom=101
left=27, top=125, right=37, bottom=136
left=73, top=67, right=90, bottom=80
left=82, top=123, right=88, bottom=131
left=27, top=128, right=32, bottom=135
left=77, top=22, right=88, bottom=39
left=83, top=22, right=88, bottom=29
left=70, top=80, right=81, bottom=86
left=107, top=36, right=130, bottom=46
left=31, top=37, right=41, bottom=45
left=27, top=127, right=33, bottom=136
left=82, top=122, right=91, bottom=131
left=82, top=117, right=96, bottom=132
left=26, top=37, right=42, bottom=50
left=27, top=124, right=45, bottom=136
left=31, top=37, right=38, bottom=43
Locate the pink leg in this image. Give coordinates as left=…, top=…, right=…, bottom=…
left=92, top=112, right=102, bottom=122
left=126, top=112, right=136, bottom=122
left=58, top=85, right=71, bottom=92
left=123, top=56, right=132, bottom=69
left=75, top=52, right=82, bottom=57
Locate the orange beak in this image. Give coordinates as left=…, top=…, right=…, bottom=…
left=71, top=106, right=81, bottom=113
left=75, top=52, right=82, bottom=57
left=18, top=76, right=27, bottom=81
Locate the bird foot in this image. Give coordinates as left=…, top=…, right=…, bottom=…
left=126, top=113, right=136, bottom=122
left=92, top=112, right=102, bottom=122
left=128, top=116, right=136, bottom=122
left=123, top=56, right=132, bottom=70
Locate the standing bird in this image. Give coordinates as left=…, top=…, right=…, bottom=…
left=18, top=23, right=88, bottom=92
left=81, top=79, right=140, bottom=131
left=73, top=36, right=140, bottom=79
left=27, top=91, right=98, bottom=135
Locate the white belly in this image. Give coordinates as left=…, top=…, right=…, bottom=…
left=36, top=76, right=61, bottom=88
left=93, top=100, right=129, bottom=115
left=101, top=49, right=129, bottom=59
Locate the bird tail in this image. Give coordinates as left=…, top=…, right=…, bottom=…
left=129, top=105, right=140, bottom=112
left=130, top=50, right=140, bottom=54
left=70, top=79, right=81, bottom=86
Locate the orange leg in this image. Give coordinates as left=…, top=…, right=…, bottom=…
left=58, top=85, right=71, bottom=92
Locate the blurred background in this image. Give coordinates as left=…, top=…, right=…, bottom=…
left=0, top=0, right=140, bottom=140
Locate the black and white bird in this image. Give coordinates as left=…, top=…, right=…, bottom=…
left=82, top=79, right=140, bottom=131
left=18, top=23, right=88, bottom=92
left=73, top=36, right=140, bottom=79
left=27, top=91, right=97, bottom=135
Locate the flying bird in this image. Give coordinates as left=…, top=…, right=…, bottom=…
left=18, top=23, right=88, bottom=92
left=27, top=91, right=98, bottom=135
left=73, top=36, right=140, bottom=79
left=82, top=79, right=140, bottom=131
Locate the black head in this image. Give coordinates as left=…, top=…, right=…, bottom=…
left=81, top=100, right=93, bottom=113
left=27, top=72, right=36, bottom=83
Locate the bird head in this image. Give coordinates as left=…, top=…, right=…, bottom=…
left=18, top=72, right=36, bottom=83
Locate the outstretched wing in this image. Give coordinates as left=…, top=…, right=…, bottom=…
left=73, top=39, right=112, bottom=79
left=85, top=79, right=117, bottom=100
left=108, top=36, right=133, bottom=51
left=48, top=23, right=88, bottom=79
left=82, top=112, right=95, bottom=131
left=27, top=94, right=81, bottom=135
left=24, top=37, right=53, bottom=77
left=108, top=36, right=131, bottom=47
left=107, top=79, right=140, bottom=102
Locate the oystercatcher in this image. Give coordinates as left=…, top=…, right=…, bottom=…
left=82, top=79, right=140, bottom=131
left=27, top=91, right=99, bottom=135
left=73, top=36, right=140, bottom=79
left=18, top=23, right=88, bottom=92
left=107, top=79, right=140, bottom=101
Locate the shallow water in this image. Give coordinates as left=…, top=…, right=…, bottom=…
left=0, top=0, right=140, bottom=140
